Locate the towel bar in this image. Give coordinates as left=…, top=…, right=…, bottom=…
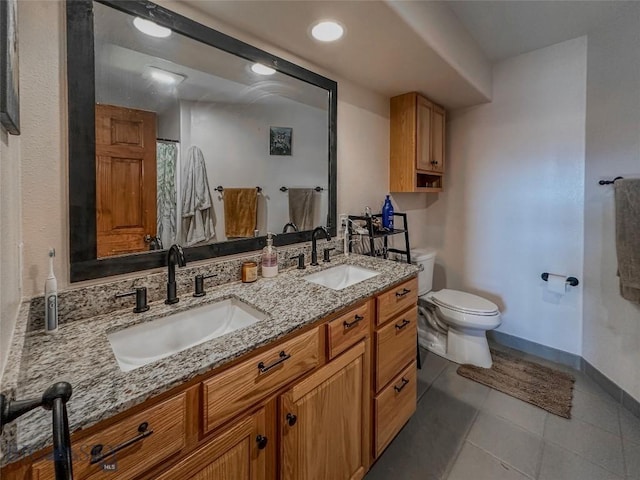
left=280, top=186, right=324, bottom=192
left=215, top=186, right=262, bottom=193
left=541, top=273, right=579, bottom=287
left=598, top=177, right=624, bottom=185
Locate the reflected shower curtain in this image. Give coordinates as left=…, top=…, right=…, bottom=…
left=157, top=141, right=179, bottom=249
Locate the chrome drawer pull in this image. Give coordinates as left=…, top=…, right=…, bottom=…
left=89, top=422, right=153, bottom=465
left=395, top=319, right=411, bottom=330
left=258, top=351, right=291, bottom=374
left=343, top=314, right=364, bottom=329
left=394, top=377, right=409, bottom=393
left=395, top=288, right=411, bottom=298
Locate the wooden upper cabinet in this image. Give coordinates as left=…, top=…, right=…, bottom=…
left=280, top=342, right=369, bottom=480
left=390, top=92, right=446, bottom=192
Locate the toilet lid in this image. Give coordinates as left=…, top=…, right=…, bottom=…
left=429, top=289, right=499, bottom=315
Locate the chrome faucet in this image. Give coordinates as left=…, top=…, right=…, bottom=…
left=311, top=226, right=331, bottom=266
left=166, top=244, right=186, bottom=305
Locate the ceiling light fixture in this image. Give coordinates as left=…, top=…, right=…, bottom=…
left=251, top=63, right=276, bottom=75
left=311, top=21, right=344, bottom=42
left=133, top=17, right=172, bottom=38
left=147, top=67, right=186, bottom=85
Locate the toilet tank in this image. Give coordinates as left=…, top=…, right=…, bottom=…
left=411, top=248, right=437, bottom=296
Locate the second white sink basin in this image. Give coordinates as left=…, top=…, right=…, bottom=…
left=108, top=298, right=266, bottom=372
left=304, top=264, right=379, bottom=290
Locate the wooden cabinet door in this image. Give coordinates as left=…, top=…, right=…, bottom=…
left=95, top=104, right=157, bottom=258
left=280, top=342, right=368, bottom=480
left=431, top=105, right=445, bottom=173
left=154, top=408, right=267, bottom=480
left=416, top=95, right=433, bottom=172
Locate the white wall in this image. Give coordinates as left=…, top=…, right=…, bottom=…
left=421, top=37, right=587, bottom=355
left=583, top=15, right=640, bottom=401
left=180, top=98, right=328, bottom=240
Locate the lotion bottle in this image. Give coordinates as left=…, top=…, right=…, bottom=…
left=45, top=248, right=58, bottom=333
left=261, top=233, right=278, bottom=278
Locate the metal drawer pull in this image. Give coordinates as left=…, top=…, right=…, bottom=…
left=89, top=422, right=153, bottom=465
left=395, top=319, right=411, bottom=330
left=395, top=288, right=411, bottom=298
left=394, top=378, right=410, bottom=393
left=343, top=314, right=364, bottom=329
left=256, top=435, right=268, bottom=450
left=258, top=351, right=291, bottom=374
left=286, top=413, right=297, bottom=426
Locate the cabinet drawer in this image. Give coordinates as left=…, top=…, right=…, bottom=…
left=376, top=278, right=418, bottom=326
left=374, top=361, right=417, bottom=457
left=326, top=302, right=370, bottom=360
left=375, top=305, right=417, bottom=391
left=32, top=392, right=188, bottom=480
left=203, top=327, right=319, bottom=434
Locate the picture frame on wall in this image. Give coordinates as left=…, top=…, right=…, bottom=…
left=269, top=126, right=292, bottom=156
left=1, top=0, right=20, bottom=135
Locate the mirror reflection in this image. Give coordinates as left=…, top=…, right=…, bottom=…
left=93, top=3, right=329, bottom=258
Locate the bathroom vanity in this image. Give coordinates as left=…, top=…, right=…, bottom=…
left=0, top=255, right=418, bottom=479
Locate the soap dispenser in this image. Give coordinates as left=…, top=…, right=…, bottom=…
left=261, top=232, right=278, bottom=278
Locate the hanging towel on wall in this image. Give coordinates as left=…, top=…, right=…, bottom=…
left=615, top=178, right=640, bottom=304
left=288, top=188, right=315, bottom=231
left=181, top=146, right=216, bottom=246
left=157, top=141, right=178, bottom=249
left=224, top=188, right=258, bottom=238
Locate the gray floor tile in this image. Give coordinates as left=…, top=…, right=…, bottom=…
left=571, top=387, right=621, bottom=435
left=466, top=412, right=543, bottom=478
left=621, top=407, right=640, bottom=445
left=417, top=349, right=451, bottom=400
left=481, top=389, right=548, bottom=436
left=446, top=442, right=533, bottom=480
left=623, top=437, right=640, bottom=479
left=420, top=382, right=480, bottom=435
left=545, top=413, right=625, bottom=476
left=431, top=364, right=490, bottom=410
left=539, top=442, right=624, bottom=480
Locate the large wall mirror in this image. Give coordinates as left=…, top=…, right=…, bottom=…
left=67, top=0, right=337, bottom=281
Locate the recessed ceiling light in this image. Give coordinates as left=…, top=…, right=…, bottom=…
left=133, top=17, right=172, bottom=38
left=311, top=21, right=344, bottom=42
left=147, top=67, right=185, bottom=85
left=251, top=63, right=276, bottom=75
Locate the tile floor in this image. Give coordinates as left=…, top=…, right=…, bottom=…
left=366, top=346, right=640, bottom=480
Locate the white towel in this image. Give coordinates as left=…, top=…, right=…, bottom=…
left=181, top=146, right=215, bottom=246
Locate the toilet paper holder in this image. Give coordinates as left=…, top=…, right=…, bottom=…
left=541, top=273, right=579, bottom=287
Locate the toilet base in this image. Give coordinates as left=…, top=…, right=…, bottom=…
left=419, top=321, right=494, bottom=368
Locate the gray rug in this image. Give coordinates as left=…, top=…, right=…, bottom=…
left=457, top=349, right=575, bottom=418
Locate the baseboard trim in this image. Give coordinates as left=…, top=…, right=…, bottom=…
left=487, top=330, right=640, bottom=419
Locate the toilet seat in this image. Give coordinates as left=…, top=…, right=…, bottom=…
left=429, top=289, right=499, bottom=316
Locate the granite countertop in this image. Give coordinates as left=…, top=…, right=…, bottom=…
left=0, top=254, right=418, bottom=467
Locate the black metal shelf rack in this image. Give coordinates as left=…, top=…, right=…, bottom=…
left=348, top=212, right=411, bottom=264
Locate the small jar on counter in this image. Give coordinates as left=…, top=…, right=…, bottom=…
left=241, top=261, right=258, bottom=283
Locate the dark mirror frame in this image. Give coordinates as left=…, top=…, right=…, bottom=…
left=67, top=0, right=337, bottom=282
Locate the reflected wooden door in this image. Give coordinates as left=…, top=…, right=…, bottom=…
left=95, top=104, right=157, bottom=257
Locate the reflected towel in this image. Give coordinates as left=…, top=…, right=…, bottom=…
left=181, top=146, right=215, bottom=246
left=288, top=188, right=315, bottom=231
left=224, top=188, right=258, bottom=238
left=615, top=178, right=640, bottom=304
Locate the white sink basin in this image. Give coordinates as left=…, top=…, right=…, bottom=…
left=304, top=264, right=379, bottom=290
left=108, top=299, right=266, bottom=372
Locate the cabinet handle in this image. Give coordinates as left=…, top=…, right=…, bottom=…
left=395, top=288, right=411, bottom=298
left=286, top=413, right=297, bottom=427
left=257, top=351, right=291, bottom=374
left=89, top=422, right=153, bottom=465
left=395, top=319, right=411, bottom=330
left=343, top=314, right=364, bottom=329
left=256, top=435, right=268, bottom=450
left=394, top=377, right=410, bottom=393
left=430, top=160, right=438, bottom=165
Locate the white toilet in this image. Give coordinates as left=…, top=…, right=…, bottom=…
left=412, top=248, right=501, bottom=368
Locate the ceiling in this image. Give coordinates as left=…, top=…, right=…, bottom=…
left=432, top=1, right=640, bottom=63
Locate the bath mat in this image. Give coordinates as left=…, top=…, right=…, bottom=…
left=457, top=349, right=575, bottom=418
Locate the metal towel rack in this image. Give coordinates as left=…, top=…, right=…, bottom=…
left=280, top=186, right=324, bottom=192
left=598, top=176, right=624, bottom=185
left=215, top=186, right=262, bottom=193
left=541, top=273, right=579, bottom=287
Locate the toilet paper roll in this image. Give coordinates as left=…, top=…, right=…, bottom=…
left=546, top=274, right=568, bottom=295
